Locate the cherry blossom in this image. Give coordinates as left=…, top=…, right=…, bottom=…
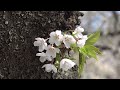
left=77, top=39, right=86, bottom=48
left=77, top=35, right=88, bottom=48
left=74, top=26, right=84, bottom=34
left=60, top=58, right=76, bottom=71
left=46, top=45, right=60, bottom=58
left=63, top=34, right=76, bottom=48
left=83, top=35, right=88, bottom=40
left=34, top=38, right=47, bottom=52
left=49, top=30, right=63, bottom=46
left=42, top=64, right=57, bottom=73
left=36, top=52, right=52, bottom=63
left=73, top=26, right=84, bottom=39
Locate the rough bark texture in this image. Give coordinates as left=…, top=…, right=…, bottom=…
left=0, top=11, right=83, bottom=79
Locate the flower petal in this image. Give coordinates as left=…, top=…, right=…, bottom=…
left=46, top=45, right=59, bottom=58
left=77, top=39, right=86, bottom=48
left=40, top=56, right=47, bottom=63
left=63, top=34, right=76, bottom=48
left=63, top=41, right=70, bottom=48
left=82, top=35, right=88, bottom=40
left=55, top=48, right=60, bottom=53
left=49, top=30, right=63, bottom=46
left=60, top=58, right=76, bottom=71
left=35, top=38, right=42, bottom=41
left=52, top=65, right=57, bottom=73
left=34, top=38, right=47, bottom=52
left=55, top=40, right=61, bottom=46
left=36, top=52, right=46, bottom=56
left=34, top=41, right=41, bottom=46
left=42, top=64, right=52, bottom=72
left=42, top=64, right=57, bottom=73
left=75, top=26, right=84, bottom=33
left=46, top=56, right=53, bottom=61
left=74, top=33, right=83, bottom=39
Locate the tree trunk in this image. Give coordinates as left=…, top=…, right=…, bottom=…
left=0, top=11, right=83, bottom=79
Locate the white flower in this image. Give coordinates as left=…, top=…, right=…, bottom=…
left=77, top=39, right=86, bottom=48
left=74, top=26, right=84, bottom=33
left=77, top=35, right=88, bottom=48
left=42, top=64, right=57, bottom=73
left=36, top=52, right=52, bottom=63
left=74, top=33, right=83, bottom=39
left=82, top=35, right=88, bottom=40
left=73, top=26, right=84, bottom=39
left=49, top=30, right=63, bottom=46
left=60, top=58, right=76, bottom=71
left=63, top=34, right=76, bottom=48
left=34, top=38, right=47, bottom=52
left=46, top=45, right=60, bottom=58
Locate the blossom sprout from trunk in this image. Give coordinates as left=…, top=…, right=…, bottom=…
left=34, top=25, right=101, bottom=76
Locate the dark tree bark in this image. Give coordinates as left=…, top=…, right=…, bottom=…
left=0, top=11, right=83, bottom=79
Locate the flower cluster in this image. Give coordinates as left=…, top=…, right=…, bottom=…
left=34, top=25, right=89, bottom=74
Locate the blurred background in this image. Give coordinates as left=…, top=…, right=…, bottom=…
left=79, top=11, right=120, bottom=79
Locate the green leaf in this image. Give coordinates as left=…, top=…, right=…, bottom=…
left=79, top=47, right=87, bottom=56
left=85, top=45, right=98, bottom=60
left=87, top=45, right=102, bottom=55
left=78, top=45, right=101, bottom=76
left=87, top=49, right=98, bottom=60
left=79, top=45, right=100, bottom=61
left=86, top=30, right=100, bottom=45
left=78, top=53, right=85, bottom=77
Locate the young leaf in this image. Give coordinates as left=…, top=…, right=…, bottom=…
left=85, top=45, right=102, bottom=55
left=86, top=30, right=100, bottom=45
left=86, top=45, right=98, bottom=60
left=79, top=47, right=87, bottom=56
left=87, top=49, right=98, bottom=60
left=79, top=45, right=99, bottom=61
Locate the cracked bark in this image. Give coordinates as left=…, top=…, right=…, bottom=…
left=0, top=11, right=83, bottom=79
